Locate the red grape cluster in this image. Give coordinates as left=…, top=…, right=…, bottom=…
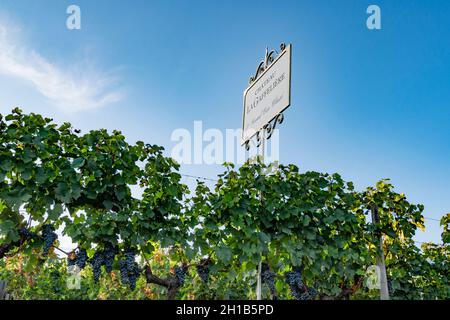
left=42, top=224, right=57, bottom=256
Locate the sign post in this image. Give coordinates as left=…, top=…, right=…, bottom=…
left=371, top=205, right=390, bottom=300
left=242, top=43, right=292, bottom=300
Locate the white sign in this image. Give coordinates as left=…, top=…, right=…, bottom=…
left=242, top=44, right=292, bottom=145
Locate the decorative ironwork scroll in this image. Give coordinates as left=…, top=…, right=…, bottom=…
left=264, top=112, right=284, bottom=140
left=245, top=112, right=284, bottom=151
left=248, top=43, right=286, bottom=85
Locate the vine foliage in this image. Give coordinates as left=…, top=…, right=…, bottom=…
left=1, top=109, right=448, bottom=300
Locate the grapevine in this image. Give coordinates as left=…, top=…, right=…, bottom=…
left=1, top=109, right=444, bottom=300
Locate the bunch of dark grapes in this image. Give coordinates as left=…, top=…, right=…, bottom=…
left=103, top=243, right=118, bottom=273
left=127, top=262, right=142, bottom=291
left=42, top=224, right=57, bottom=256
left=119, top=247, right=140, bottom=290
left=67, top=248, right=88, bottom=269
left=307, top=287, right=318, bottom=300
left=124, top=248, right=135, bottom=271
left=91, top=250, right=105, bottom=283
left=67, top=251, right=77, bottom=267
left=285, top=268, right=304, bottom=300
left=298, top=291, right=310, bottom=300
left=0, top=246, right=8, bottom=256
left=196, top=265, right=210, bottom=283
left=261, top=263, right=276, bottom=296
left=19, top=227, right=37, bottom=241
left=76, top=248, right=88, bottom=269
left=288, top=286, right=302, bottom=299
left=298, top=287, right=318, bottom=300
left=285, top=270, right=303, bottom=288
left=174, top=265, right=188, bottom=287
left=119, top=260, right=129, bottom=285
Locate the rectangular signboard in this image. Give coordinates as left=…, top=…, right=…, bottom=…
left=241, top=44, right=292, bottom=145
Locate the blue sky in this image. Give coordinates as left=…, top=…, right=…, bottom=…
left=0, top=0, right=449, bottom=245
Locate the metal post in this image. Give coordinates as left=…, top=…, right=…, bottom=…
left=256, top=130, right=266, bottom=300
left=256, top=260, right=262, bottom=300
left=371, top=205, right=390, bottom=300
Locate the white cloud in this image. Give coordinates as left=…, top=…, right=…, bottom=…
left=0, top=21, right=123, bottom=112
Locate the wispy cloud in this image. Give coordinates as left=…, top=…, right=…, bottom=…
left=0, top=21, right=123, bottom=112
